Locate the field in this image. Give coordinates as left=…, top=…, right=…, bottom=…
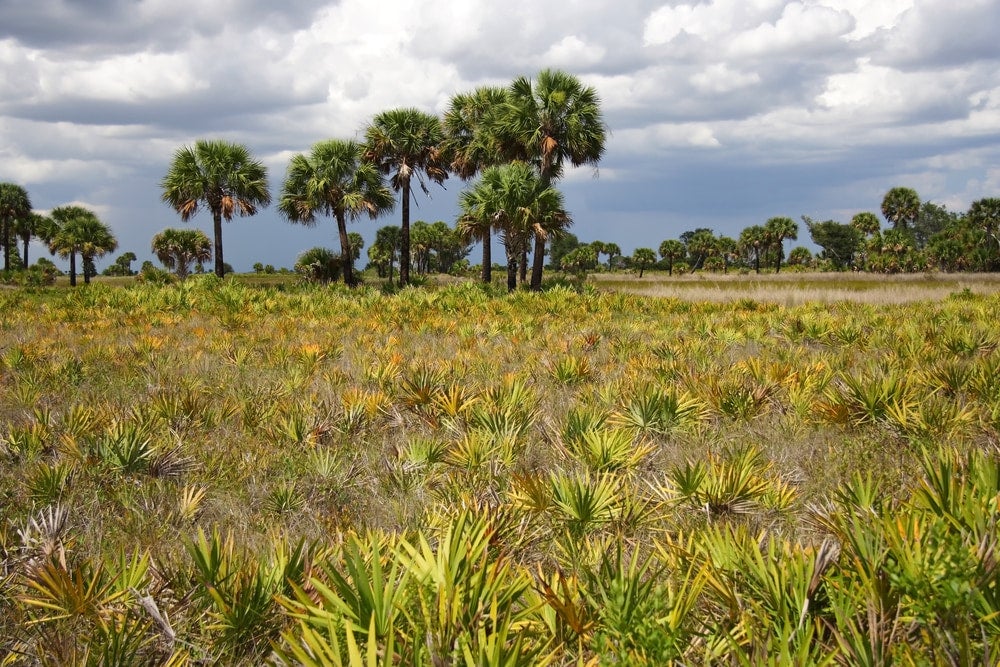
left=1, top=274, right=998, bottom=664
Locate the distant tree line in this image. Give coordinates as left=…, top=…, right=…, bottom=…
left=6, top=136, right=1000, bottom=285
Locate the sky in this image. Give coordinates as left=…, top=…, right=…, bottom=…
left=1, top=0, right=999, bottom=272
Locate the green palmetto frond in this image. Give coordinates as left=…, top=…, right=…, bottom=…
left=505, top=69, right=606, bottom=185
left=442, top=85, right=511, bottom=180
left=161, top=140, right=270, bottom=222
left=365, top=108, right=448, bottom=195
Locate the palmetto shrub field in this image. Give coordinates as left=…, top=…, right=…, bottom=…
left=1, top=277, right=998, bottom=665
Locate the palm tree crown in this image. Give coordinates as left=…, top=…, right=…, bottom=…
left=161, top=139, right=270, bottom=277
left=881, top=187, right=920, bottom=231
left=278, top=139, right=394, bottom=287
left=505, top=69, right=606, bottom=187
left=365, top=108, right=449, bottom=286
left=442, top=86, right=511, bottom=181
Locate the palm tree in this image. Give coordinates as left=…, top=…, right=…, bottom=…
left=764, top=216, right=798, bottom=273
left=456, top=208, right=494, bottom=284
left=658, top=239, right=685, bottom=276
left=602, top=242, right=621, bottom=269
left=632, top=248, right=656, bottom=277
left=0, top=182, right=32, bottom=271
left=739, top=225, right=767, bottom=274
left=372, top=225, right=402, bottom=283
left=504, top=70, right=606, bottom=289
left=14, top=212, right=53, bottom=267
left=48, top=206, right=117, bottom=286
left=152, top=228, right=212, bottom=279
left=278, top=139, right=394, bottom=287
left=161, top=139, right=270, bottom=278
left=881, top=187, right=920, bottom=231
left=365, top=108, right=449, bottom=286
left=717, top=235, right=737, bottom=273
left=968, top=197, right=1000, bottom=257
left=685, top=229, right=717, bottom=273
left=443, top=86, right=513, bottom=285
left=458, top=162, right=568, bottom=291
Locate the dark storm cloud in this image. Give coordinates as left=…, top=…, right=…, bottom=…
left=0, top=0, right=330, bottom=54
left=2, top=0, right=1000, bottom=270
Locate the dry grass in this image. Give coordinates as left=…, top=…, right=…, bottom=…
left=592, top=271, right=1000, bottom=305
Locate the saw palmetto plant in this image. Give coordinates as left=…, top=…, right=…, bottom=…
left=2, top=279, right=1000, bottom=663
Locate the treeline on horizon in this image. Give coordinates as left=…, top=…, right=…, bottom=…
left=2, top=73, right=999, bottom=289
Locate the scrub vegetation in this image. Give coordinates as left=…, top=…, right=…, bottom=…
left=1, top=277, right=998, bottom=664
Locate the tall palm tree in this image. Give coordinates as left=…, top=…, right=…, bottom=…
left=443, top=86, right=515, bottom=285
left=48, top=206, right=117, bottom=286
left=739, top=225, right=767, bottom=275
left=365, top=108, right=449, bottom=286
left=152, top=228, right=212, bottom=279
left=632, top=248, right=657, bottom=277
left=278, top=139, right=394, bottom=287
left=685, top=229, right=718, bottom=273
left=881, top=187, right=920, bottom=231
left=458, top=162, right=568, bottom=291
left=764, top=216, right=798, bottom=273
left=504, top=69, right=606, bottom=289
left=0, top=182, right=32, bottom=271
left=161, top=139, right=270, bottom=278
left=14, top=212, right=53, bottom=267
left=659, top=239, right=685, bottom=276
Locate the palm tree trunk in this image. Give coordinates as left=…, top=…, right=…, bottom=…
left=399, top=180, right=411, bottom=286
left=69, top=251, right=77, bottom=287
left=336, top=212, right=355, bottom=287
left=481, top=232, right=492, bottom=284
left=2, top=220, right=9, bottom=271
left=83, top=254, right=91, bottom=284
left=505, top=241, right=517, bottom=291
left=518, top=248, right=528, bottom=284
left=213, top=210, right=225, bottom=278
left=22, top=233, right=30, bottom=267
left=529, top=233, right=545, bottom=290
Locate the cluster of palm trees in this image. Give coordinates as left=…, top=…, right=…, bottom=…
left=160, top=69, right=606, bottom=289
left=640, top=216, right=800, bottom=277
left=0, top=183, right=118, bottom=286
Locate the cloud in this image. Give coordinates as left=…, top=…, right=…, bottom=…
left=0, top=0, right=998, bottom=270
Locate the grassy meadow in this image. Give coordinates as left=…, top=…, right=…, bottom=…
left=1, top=274, right=999, bottom=664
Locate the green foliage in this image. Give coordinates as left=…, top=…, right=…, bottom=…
left=805, top=217, right=861, bottom=269
left=296, top=247, right=342, bottom=283
left=2, top=278, right=1000, bottom=663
